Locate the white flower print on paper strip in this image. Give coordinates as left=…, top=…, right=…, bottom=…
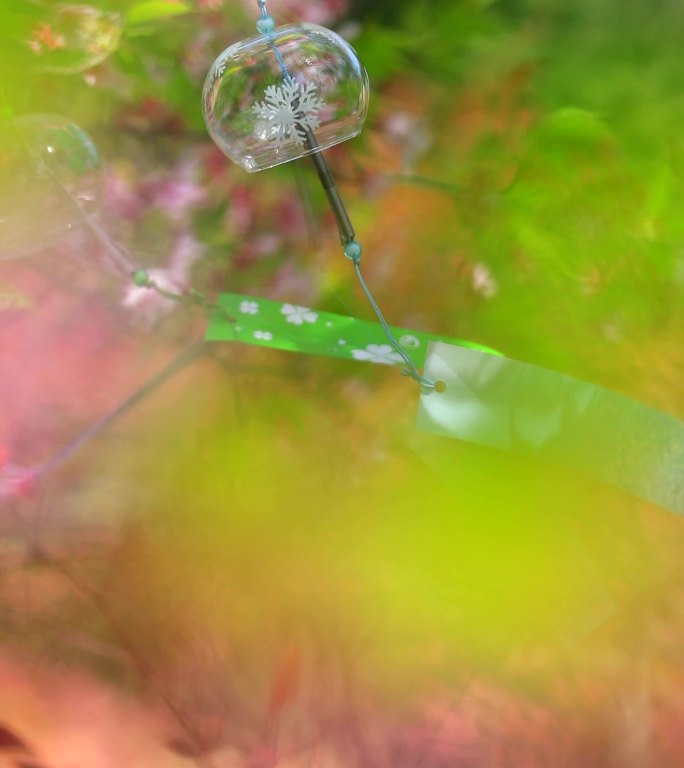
left=239, top=300, right=259, bottom=315
left=399, top=334, right=420, bottom=349
left=254, top=330, right=273, bottom=340
left=352, top=344, right=403, bottom=365
left=252, top=80, right=325, bottom=147
left=281, top=303, right=318, bottom=326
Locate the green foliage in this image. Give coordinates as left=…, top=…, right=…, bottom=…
left=353, top=0, right=499, bottom=83
left=126, top=0, right=193, bottom=26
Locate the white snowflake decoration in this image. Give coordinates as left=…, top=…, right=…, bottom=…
left=252, top=80, right=325, bottom=147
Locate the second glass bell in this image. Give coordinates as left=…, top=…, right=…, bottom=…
left=202, top=23, right=369, bottom=172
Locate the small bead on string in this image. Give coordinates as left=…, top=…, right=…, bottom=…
left=256, top=0, right=275, bottom=34
left=129, top=268, right=235, bottom=322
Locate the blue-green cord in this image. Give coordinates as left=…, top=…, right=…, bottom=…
left=353, top=260, right=436, bottom=391
left=272, top=45, right=290, bottom=78
left=257, top=1, right=291, bottom=79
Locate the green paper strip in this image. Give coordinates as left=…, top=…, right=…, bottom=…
left=206, top=293, right=497, bottom=365
left=206, top=296, right=683, bottom=514
left=417, top=342, right=684, bottom=516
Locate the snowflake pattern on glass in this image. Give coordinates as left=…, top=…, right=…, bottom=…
left=252, top=80, right=325, bottom=147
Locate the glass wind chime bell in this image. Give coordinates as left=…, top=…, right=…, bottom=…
left=0, top=114, right=103, bottom=260
left=202, top=1, right=436, bottom=391
left=203, top=20, right=369, bottom=172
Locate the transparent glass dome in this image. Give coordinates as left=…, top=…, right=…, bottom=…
left=32, top=4, right=123, bottom=74
left=203, top=24, right=369, bottom=172
left=0, top=114, right=103, bottom=260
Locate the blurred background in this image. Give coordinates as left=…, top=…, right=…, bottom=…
left=0, top=1, right=683, bottom=766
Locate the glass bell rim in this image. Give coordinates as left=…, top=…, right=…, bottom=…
left=207, top=22, right=366, bottom=72
left=238, top=127, right=365, bottom=173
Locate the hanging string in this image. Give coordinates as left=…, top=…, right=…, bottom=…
left=37, top=339, right=207, bottom=477
left=1, top=338, right=207, bottom=499
left=351, top=258, right=437, bottom=392
left=254, top=0, right=436, bottom=392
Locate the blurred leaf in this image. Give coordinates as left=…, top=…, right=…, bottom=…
left=126, top=1, right=192, bottom=26
left=401, top=2, right=498, bottom=81
left=535, top=108, right=615, bottom=151
left=166, top=736, right=211, bottom=757
left=15, top=762, right=50, bottom=768
left=643, top=148, right=675, bottom=225
left=352, top=24, right=408, bottom=81
left=269, top=646, right=301, bottom=715
left=0, top=723, right=31, bottom=751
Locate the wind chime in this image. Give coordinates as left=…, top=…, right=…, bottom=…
left=201, top=0, right=437, bottom=391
